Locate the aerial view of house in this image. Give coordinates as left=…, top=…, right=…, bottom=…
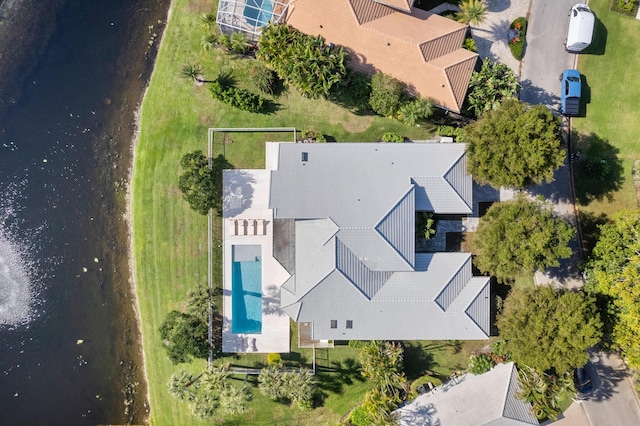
left=217, top=0, right=478, bottom=112
left=222, top=141, right=490, bottom=353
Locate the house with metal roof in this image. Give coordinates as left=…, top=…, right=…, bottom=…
left=394, top=362, right=539, bottom=425
left=267, top=142, right=490, bottom=342
left=221, top=141, right=489, bottom=352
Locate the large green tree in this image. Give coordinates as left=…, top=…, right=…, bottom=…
left=466, top=58, right=520, bottom=117
left=470, top=196, right=575, bottom=281
left=465, top=98, right=565, bottom=188
left=585, top=211, right=640, bottom=369
left=159, top=310, right=210, bottom=364
left=178, top=151, right=230, bottom=216
left=178, top=150, right=215, bottom=215
left=497, top=286, right=602, bottom=374
left=368, top=72, right=407, bottom=118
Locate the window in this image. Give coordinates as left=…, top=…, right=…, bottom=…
left=330, top=320, right=337, bottom=329
left=301, top=152, right=309, bottom=162
left=346, top=320, right=353, bottom=329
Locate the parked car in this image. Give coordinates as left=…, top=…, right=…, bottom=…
left=565, top=4, right=595, bottom=53
left=560, top=69, right=582, bottom=116
left=574, top=365, right=593, bottom=396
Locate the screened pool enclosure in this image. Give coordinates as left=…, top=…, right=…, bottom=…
left=216, top=0, right=290, bottom=40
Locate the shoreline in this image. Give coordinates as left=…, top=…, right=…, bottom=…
left=126, top=1, right=175, bottom=421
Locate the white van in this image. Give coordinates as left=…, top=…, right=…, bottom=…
left=565, top=4, right=595, bottom=53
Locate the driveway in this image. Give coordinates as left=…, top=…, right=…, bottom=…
left=580, top=352, right=640, bottom=426
left=472, top=0, right=584, bottom=288
left=520, top=0, right=577, bottom=109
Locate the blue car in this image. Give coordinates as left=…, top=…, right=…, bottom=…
left=574, top=365, right=593, bottom=396
left=560, top=69, right=582, bottom=116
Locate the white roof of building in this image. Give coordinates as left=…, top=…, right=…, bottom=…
left=394, top=362, right=539, bottom=426
left=267, top=142, right=489, bottom=340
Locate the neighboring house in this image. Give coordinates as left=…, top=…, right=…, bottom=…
left=285, top=0, right=478, bottom=112
left=221, top=141, right=490, bottom=352
left=216, top=0, right=478, bottom=113
left=394, top=362, right=539, bottom=425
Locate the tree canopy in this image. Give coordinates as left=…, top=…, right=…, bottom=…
left=159, top=284, right=215, bottom=364
left=470, top=196, right=575, bottom=282
left=497, top=286, right=602, bottom=374
left=465, top=99, right=565, bottom=189
left=466, top=58, right=520, bottom=117
left=585, top=211, right=640, bottom=369
left=178, top=151, right=230, bottom=216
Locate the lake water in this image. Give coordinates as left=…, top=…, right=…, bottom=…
left=0, top=0, right=169, bottom=423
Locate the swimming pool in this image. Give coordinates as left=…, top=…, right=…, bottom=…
left=231, top=245, right=263, bottom=334
left=243, top=0, right=273, bottom=28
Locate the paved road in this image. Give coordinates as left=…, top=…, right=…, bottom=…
left=518, top=0, right=583, bottom=288
left=520, top=0, right=577, bottom=109
left=580, top=352, right=640, bottom=426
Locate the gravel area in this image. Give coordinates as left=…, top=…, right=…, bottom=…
left=469, top=0, right=532, bottom=76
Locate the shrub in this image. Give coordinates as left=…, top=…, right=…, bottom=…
left=209, top=81, right=265, bottom=113
left=369, top=72, right=407, bottom=117
left=509, top=17, right=527, bottom=60
left=201, top=33, right=218, bottom=51
left=332, top=71, right=371, bottom=111
left=250, top=63, right=278, bottom=94
left=468, top=354, right=495, bottom=375
left=612, top=0, right=638, bottom=15
left=464, top=36, right=477, bottom=52
left=315, top=133, right=327, bottom=143
left=267, top=353, right=282, bottom=365
left=398, top=98, right=434, bottom=126
left=436, top=125, right=467, bottom=142
left=348, top=340, right=368, bottom=349
left=381, top=132, right=404, bottom=143
left=348, top=404, right=370, bottom=426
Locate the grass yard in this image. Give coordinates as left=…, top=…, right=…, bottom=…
left=131, top=0, right=472, bottom=424
left=572, top=0, right=640, bottom=233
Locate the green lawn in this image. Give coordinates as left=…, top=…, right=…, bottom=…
left=572, top=0, right=640, bottom=228
left=131, top=0, right=473, bottom=424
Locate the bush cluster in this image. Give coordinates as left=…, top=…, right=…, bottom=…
left=257, top=24, right=349, bottom=98
left=436, top=125, right=466, bottom=141
left=468, top=354, right=495, bottom=375
left=209, top=80, right=265, bottom=113
left=381, top=132, right=404, bottom=143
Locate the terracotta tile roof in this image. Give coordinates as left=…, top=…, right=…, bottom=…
left=375, top=0, right=413, bottom=13
left=286, top=0, right=478, bottom=112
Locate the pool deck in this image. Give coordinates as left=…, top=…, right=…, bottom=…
left=222, top=163, right=291, bottom=353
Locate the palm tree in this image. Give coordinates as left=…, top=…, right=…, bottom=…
left=180, top=62, right=204, bottom=83
left=168, top=370, right=200, bottom=401
left=200, top=13, right=216, bottom=32
left=229, top=31, right=250, bottom=54
left=186, top=284, right=215, bottom=321
left=258, top=364, right=283, bottom=400
left=457, top=0, right=488, bottom=26
left=360, top=341, right=407, bottom=399
left=398, top=98, right=434, bottom=126
left=201, top=33, right=217, bottom=51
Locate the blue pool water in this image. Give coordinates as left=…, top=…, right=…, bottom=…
left=231, top=245, right=263, bottom=334
left=243, top=0, right=273, bottom=28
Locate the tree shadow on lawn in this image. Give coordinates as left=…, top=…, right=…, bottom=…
left=402, top=342, right=438, bottom=381
left=578, top=210, right=609, bottom=257
left=572, top=132, right=624, bottom=205
left=314, top=357, right=364, bottom=406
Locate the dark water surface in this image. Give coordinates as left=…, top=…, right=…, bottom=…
left=0, top=0, right=168, bottom=423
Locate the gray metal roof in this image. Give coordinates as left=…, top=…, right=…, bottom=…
left=394, top=363, right=539, bottom=426
left=268, top=142, right=487, bottom=340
